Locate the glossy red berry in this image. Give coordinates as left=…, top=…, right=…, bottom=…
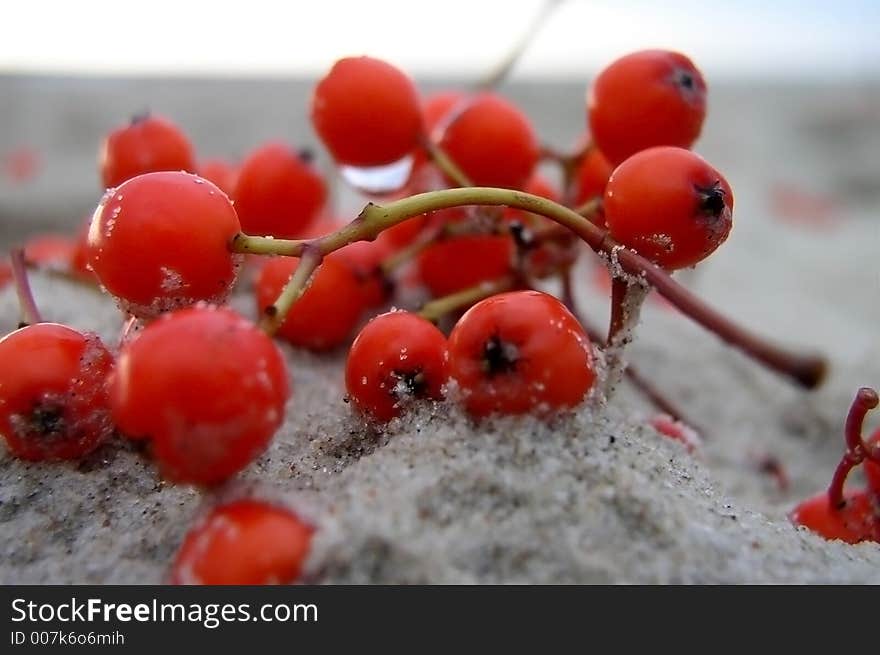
left=256, top=256, right=364, bottom=351
left=87, top=171, right=241, bottom=318
left=573, top=148, right=614, bottom=207
left=170, top=499, right=313, bottom=585
left=346, top=311, right=449, bottom=422
left=866, top=429, right=880, bottom=497
left=233, top=143, right=326, bottom=238
left=311, top=56, right=423, bottom=167
left=438, top=94, right=538, bottom=189
left=448, top=291, right=595, bottom=418
left=197, top=158, right=238, bottom=197
left=99, top=113, right=195, bottom=189
left=111, top=306, right=289, bottom=485
left=588, top=50, right=707, bottom=165
left=0, top=323, right=114, bottom=461
left=790, top=490, right=878, bottom=544
left=418, top=234, right=514, bottom=298
left=604, top=147, right=733, bottom=270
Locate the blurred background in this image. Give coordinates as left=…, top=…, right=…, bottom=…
left=1, top=0, right=878, bottom=357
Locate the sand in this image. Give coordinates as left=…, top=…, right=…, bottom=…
left=1, top=77, right=879, bottom=583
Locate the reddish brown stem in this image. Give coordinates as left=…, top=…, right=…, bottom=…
left=560, top=270, right=705, bottom=434
left=608, top=277, right=628, bottom=343
left=10, top=248, right=43, bottom=326
left=827, top=387, right=879, bottom=509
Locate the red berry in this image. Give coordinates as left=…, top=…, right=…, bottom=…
left=588, top=50, right=707, bottom=165
left=866, top=429, right=880, bottom=498
left=233, top=143, right=326, bottom=238
left=329, top=240, right=391, bottom=309
left=448, top=291, right=596, bottom=418
left=70, top=219, right=95, bottom=280
left=604, top=147, right=733, bottom=270
left=23, top=234, right=77, bottom=270
left=438, top=94, right=538, bottom=189
left=311, top=56, right=423, bottom=167
left=111, top=306, right=289, bottom=485
left=418, top=234, right=514, bottom=298
left=87, top=171, right=241, bottom=318
left=423, top=91, right=467, bottom=136
left=346, top=311, right=449, bottom=422
left=0, top=323, right=114, bottom=461
left=573, top=148, right=614, bottom=207
left=256, top=256, right=364, bottom=351
left=99, top=113, right=195, bottom=189
left=170, top=499, right=312, bottom=585
left=790, top=490, right=878, bottom=544
left=197, top=158, right=238, bottom=197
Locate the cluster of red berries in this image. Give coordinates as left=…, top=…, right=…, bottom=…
left=3, top=45, right=810, bottom=585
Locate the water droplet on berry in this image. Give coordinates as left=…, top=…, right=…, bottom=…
left=339, top=155, right=414, bottom=195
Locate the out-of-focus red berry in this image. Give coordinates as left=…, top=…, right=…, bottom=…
left=311, top=56, right=423, bottom=167
left=256, top=256, right=364, bottom=351
left=573, top=148, right=614, bottom=207
left=0, top=323, right=114, bottom=461
left=418, top=234, right=514, bottom=298
left=3, top=147, right=41, bottom=184
left=233, top=143, right=326, bottom=239
left=329, top=240, right=391, bottom=309
left=170, top=499, right=313, bottom=585
left=649, top=414, right=701, bottom=453
left=0, top=261, right=11, bottom=289
left=588, top=50, right=707, bottom=165
left=23, top=234, right=77, bottom=270
left=70, top=219, right=95, bottom=280
left=604, top=147, right=733, bottom=270
left=346, top=311, right=449, bottom=422
left=438, top=93, right=538, bottom=189
left=111, top=306, right=289, bottom=485
left=448, top=290, right=595, bottom=418
left=87, top=171, right=241, bottom=318
left=790, top=490, right=878, bottom=544
left=99, top=113, right=195, bottom=189
left=197, top=159, right=238, bottom=198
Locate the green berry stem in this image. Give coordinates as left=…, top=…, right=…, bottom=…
left=10, top=248, right=44, bottom=326
left=418, top=275, right=516, bottom=323
left=259, top=245, right=323, bottom=335
left=421, top=136, right=473, bottom=187
left=827, top=387, right=878, bottom=509
left=231, top=186, right=826, bottom=388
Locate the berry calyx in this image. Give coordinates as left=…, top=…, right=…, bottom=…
left=255, top=256, right=364, bottom=351
left=448, top=290, right=595, bottom=418
left=170, top=499, right=313, bottom=585
left=0, top=323, right=114, bottom=461
left=111, top=306, right=289, bottom=485
left=87, top=171, right=242, bottom=318
left=99, top=113, right=195, bottom=188
left=438, top=93, right=538, bottom=189
left=233, top=143, right=326, bottom=238
left=346, top=311, right=449, bottom=422
left=790, top=490, right=878, bottom=545
left=588, top=50, right=707, bottom=165
left=311, top=56, right=423, bottom=167
left=604, top=146, right=733, bottom=270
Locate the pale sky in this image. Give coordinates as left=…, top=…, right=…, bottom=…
left=2, top=0, right=878, bottom=80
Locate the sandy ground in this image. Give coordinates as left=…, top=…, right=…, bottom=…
left=0, top=77, right=879, bottom=583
